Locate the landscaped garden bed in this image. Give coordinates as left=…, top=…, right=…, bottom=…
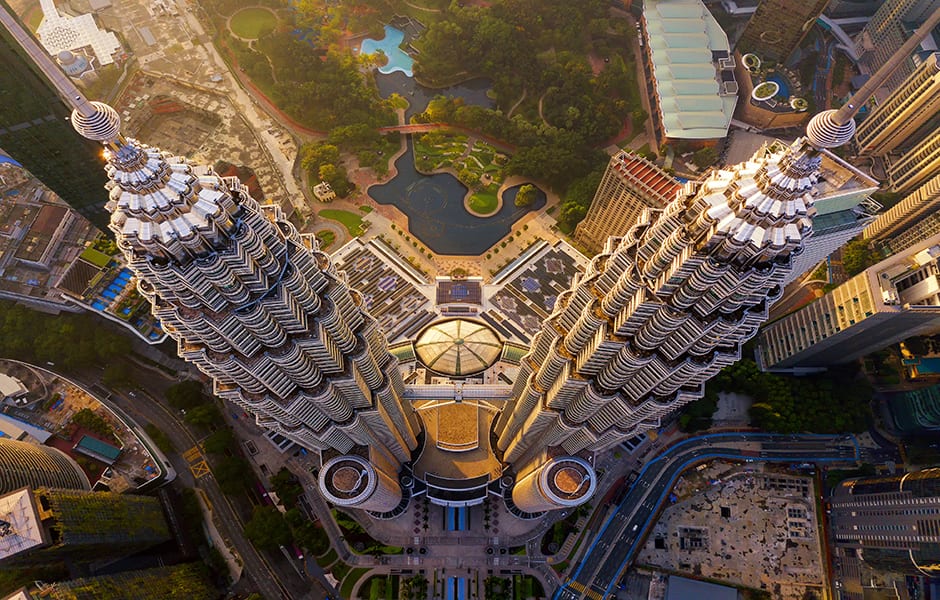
left=751, top=81, right=780, bottom=101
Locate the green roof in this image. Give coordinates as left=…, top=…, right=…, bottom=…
left=46, top=564, right=217, bottom=600
left=79, top=247, right=112, bottom=268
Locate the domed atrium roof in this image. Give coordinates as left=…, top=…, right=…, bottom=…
left=414, top=318, right=502, bottom=377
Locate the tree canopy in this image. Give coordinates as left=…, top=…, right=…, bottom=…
left=0, top=301, right=132, bottom=370
left=712, top=359, right=872, bottom=433
left=244, top=506, right=293, bottom=551
left=842, top=239, right=879, bottom=277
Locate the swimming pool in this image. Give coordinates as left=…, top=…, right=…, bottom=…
left=767, top=73, right=791, bottom=98
left=92, top=300, right=107, bottom=310
left=361, top=25, right=414, bottom=77
left=913, top=357, right=940, bottom=374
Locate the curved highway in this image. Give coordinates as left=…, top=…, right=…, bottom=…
left=555, top=433, right=860, bottom=600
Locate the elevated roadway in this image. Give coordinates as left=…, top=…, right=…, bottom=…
left=554, top=433, right=860, bottom=600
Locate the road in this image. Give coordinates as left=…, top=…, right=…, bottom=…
left=554, top=433, right=860, bottom=600
left=66, top=366, right=309, bottom=600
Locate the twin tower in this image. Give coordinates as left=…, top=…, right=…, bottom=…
left=66, top=95, right=853, bottom=516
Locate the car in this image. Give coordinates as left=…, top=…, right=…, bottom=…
left=632, top=524, right=639, bottom=532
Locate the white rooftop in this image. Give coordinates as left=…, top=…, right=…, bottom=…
left=0, top=374, right=26, bottom=400
left=0, top=488, right=45, bottom=562
left=643, top=0, right=737, bottom=139
left=36, top=0, right=121, bottom=66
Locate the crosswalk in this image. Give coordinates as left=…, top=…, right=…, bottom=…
left=565, top=580, right=604, bottom=600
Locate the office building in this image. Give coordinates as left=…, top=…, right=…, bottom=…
left=864, top=172, right=940, bottom=243
left=885, top=126, right=940, bottom=195
left=574, top=151, right=681, bottom=255
left=855, top=52, right=940, bottom=157
left=735, top=0, right=829, bottom=62
left=4, top=0, right=927, bottom=517
left=757, top=232, right=940, bottom=372
left=0, top=2, right=109, bottom=231
left=785, top=150, right=880, bottom=284
left=0, top=439, right=90, bottom=495
left=830, top=468, right=940, bottom=575
left=855, top=1, right=940, bottom=97
left=0, top=487, right=171, bottom=567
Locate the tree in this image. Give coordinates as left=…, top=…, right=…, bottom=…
left=202, top=429, right=235, bottom=455
left=244, top=506, right=292, bottom=551
left=270, top=467, right=303, bottom=508
left=184, top=403, right=223, bottom=430
left=842, top=239, right=878, bottom=276
left=102, top=362, right=132, bottom=388
left=166, top=380, right=206, bottom=411
left=457, top=168, right=479, bottom=189
left=214, top=456, right=250, bottom=495
left=692, top=147, right=718, bottom=169
left=514, top=184, right=536, bottom=207
left=301, top=143, right=340, bottom=178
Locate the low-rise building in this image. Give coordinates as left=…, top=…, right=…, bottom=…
left=313, top=181, right=336, bottom=202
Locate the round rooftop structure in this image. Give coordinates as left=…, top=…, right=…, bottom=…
left=318, top=455, right=377, bottom=507
left=540, top=457, right=597, bottom=507
left=414, top=318, right=502, bottom=377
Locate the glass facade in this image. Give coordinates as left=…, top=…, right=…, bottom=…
left=0, top=3, right=109, bottom=232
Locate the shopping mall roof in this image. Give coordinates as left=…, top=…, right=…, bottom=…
left=414, top=318, right=502, bottom=377
left=643, top=0, right=737, bottom=139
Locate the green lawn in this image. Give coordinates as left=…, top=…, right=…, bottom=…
left=468, top=186, right=500, bottom=215
left=315, top=229, right=336, bottom=250
left=319, top=209, right=364, bottom=236
left=229, top=7, right=278, bottom=39
left=340, top=567, right=371, bottom=600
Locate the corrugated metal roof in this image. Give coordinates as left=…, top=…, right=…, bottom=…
left=644, top=0, right=737, bottom=139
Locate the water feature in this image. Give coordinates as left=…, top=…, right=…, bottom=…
left=361, top=25, right=414, bottom=77
left=369, top=138, right=545, bottom=255
left=374, top=71, right=495, bottom=120
left=767, top=72, right=791, bottom=98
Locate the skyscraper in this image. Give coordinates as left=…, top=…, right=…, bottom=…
left=735, top=0, right=830, bottom=62
left=756, top=231, right=940, bottom=372
left=108, top=131, right=418, bottom=513
left=855, top=52, right=940, bottom=157
left=856, top=1, right=940, bottom=96
left=0, top=487, right=171, bottom=567
left=885, top=125, right=940, bottom=194
left=0, top=439, right=90, bottom=495
left=830, top=468, right=940, bottom=575
left=574, top=151, right=680, bottom=255
left=0, top=11, right=423, bottom=513
left=0, top=1, right=109, bottom=232
left=863, top=172, right=940, bottom=243
left=3, top=0, right=930, bottom=519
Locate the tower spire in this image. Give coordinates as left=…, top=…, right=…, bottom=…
left=806, top=6, right=940, bottom=148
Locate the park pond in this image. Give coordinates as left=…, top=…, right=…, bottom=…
left=368, top=138, right=545, bottom=255
left=375, top=71, right=495, bottom=120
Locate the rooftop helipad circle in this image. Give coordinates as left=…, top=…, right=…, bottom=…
left=414, top=318, right=501, bottom=377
